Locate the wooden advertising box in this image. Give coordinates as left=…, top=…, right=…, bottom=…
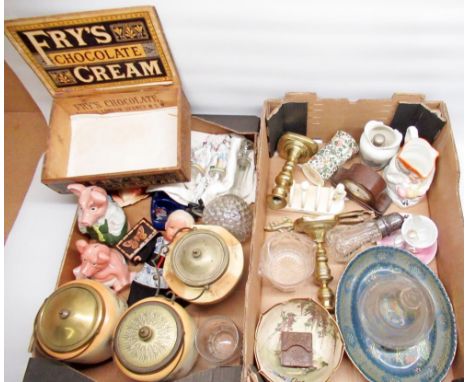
left=5, top=7, right=191, bottom=193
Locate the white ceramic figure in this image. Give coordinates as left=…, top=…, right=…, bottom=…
left=383, top=126, right=439, bottom=208
left=359, top=120, right=402, bottom=169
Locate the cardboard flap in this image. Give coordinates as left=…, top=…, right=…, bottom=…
left=5, top=6, right=178, bottom=96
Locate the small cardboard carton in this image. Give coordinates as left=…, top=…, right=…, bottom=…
left=5, top=6, right=191, bottom=193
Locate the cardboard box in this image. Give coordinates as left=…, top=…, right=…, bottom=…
left=242, top=92, right=463, bottom=381
left=50, top=93, right=463, bottom=381
left=5, top=7, right=191, bottom=193
left=52, top=115, right=258, bottom=380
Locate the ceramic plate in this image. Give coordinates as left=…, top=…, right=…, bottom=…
left=336, top=246, right=456, bottom=382
left=255, top=298, right=344, bottom=382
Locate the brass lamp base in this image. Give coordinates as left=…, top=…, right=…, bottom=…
left=267, top=133, right=318, bottom=210
left=294, top=217, right=336, bottom=313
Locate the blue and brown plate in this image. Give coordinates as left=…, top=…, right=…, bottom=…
left=336, top=246, right=457, bottom=382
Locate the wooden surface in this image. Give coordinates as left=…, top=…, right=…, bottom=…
left=4, top=62, right=48, bottom=240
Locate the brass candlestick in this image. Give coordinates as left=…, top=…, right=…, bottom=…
left=294, top=217, right=337, bottom=313
left=267, top=133, right=318, bottom=210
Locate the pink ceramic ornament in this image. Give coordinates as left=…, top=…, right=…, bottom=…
left=73, top=239, right=132, bottom=292
left=68, top=183, right=128, bottom=246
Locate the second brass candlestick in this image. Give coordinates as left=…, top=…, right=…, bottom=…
left=294, top=217, right=336, bottom=313
left=267, top=133, right=318, bottom=210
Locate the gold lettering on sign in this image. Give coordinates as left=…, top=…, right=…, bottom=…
left=72, top=60, right=163, bottom=82
left=22, top=26, right=114, bottom=67
left=48, top=44, right=146, bottom=66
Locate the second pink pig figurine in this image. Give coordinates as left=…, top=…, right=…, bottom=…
left=68, top=183, right=128, bottom=246
left=73, top=239, right=132, bottom=292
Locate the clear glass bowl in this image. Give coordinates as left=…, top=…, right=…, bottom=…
left=259, top=232, right=316, bottom=292
left=195, top=316, right=240, bottom=364
left=358, top=272, right=435, bottom=349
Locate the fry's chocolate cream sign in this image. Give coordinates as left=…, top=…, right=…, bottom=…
left=6, top=8, right=174, bottom=91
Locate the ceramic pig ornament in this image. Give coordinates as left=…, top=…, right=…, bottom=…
left=73, top=239, right=132, bottom=292
left=68, top=183, right=128, bottom=246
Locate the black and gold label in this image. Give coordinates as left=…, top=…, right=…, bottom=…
left=5, top=7, right=175, bottom=94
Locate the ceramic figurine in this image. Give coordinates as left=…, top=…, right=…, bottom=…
left=127, top=210, right=195, bottom=306
left=73, top=239, right=132, bottom=292
left=383, top=126, right=439, bottom=207
left=68, top=183, right=128, bottom=246
left=359, top=120, right=402, bottom=169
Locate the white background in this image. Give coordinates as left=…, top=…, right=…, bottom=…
left=4, top=1, right=464, bottom=381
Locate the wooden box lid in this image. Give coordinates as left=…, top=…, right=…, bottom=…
left=5, top=6, right=179, bottom=96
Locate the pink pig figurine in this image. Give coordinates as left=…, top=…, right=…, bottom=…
left=73, top=239, right=132, bottom=292
left=68, top=183, right=128, bottom=246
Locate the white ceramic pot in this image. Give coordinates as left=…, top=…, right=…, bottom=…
left=359, top=120, right=402, bottom=169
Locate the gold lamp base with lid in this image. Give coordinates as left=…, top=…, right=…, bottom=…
left=267, top=133, right=318, bottom=210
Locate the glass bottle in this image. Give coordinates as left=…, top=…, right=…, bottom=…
left=326, top=213, right=404, bottom=263
left=230, top=139, right=253, bottom=198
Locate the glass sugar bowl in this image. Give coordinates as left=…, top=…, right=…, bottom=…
left=259, top=232, right=316, bottom=292
left=195, top=316, right=240, bottom=364
left=358, top=272, right=435, bottom=349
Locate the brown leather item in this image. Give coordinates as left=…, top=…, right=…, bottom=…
left=280, top=331, right=313, bottom=368
left=331, top=163, right=392, bottom=215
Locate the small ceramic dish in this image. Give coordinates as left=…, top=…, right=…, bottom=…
left=255, top=298, right=344, bottom=382
left=336, top=246, right=456, bottom=382
left=195, top=316, right=240, bottom=364
left=378, top=230, right=438, bottom=264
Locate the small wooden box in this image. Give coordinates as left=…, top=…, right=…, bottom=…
left=5, top=7, right=191, bottom=193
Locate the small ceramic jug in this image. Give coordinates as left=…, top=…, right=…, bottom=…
left=383, top=126, right=439, bottom=207
left=359, top=120, right=402, bottom=169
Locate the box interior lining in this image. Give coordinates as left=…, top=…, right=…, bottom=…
left=67, top=107, right=179, bottom=177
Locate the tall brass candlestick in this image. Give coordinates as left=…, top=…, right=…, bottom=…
left=294, top=217, right=336, bottom=313
left=267, top=133, right=318, bottom=210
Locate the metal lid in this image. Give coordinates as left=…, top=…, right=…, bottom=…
left=171, top=229, right=230, bottom=287
left=113, top=300, right=184, bottom=374
left=376, top=213, right=405, bottom=237
left=35, top=283, right=105, bottom=353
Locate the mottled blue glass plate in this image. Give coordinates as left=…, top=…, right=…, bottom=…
left=336, top=246, right=456, bottom=382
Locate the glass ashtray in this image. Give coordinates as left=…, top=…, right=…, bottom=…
left=259, top=232, right=316, bottom=292
left=358, top=272, right=435, bottom=349
left=195, top=316, right=240, bottom=364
